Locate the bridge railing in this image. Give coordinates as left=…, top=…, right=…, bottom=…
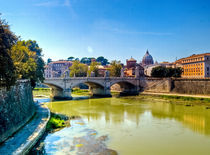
left=44, top=77, right=142, bottom=80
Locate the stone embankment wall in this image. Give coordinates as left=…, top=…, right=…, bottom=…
left=172, top=78, right=210, bottom=94
left=0, top=80, right=35, bottom=143
left=142, top=78, right=172, bottom=93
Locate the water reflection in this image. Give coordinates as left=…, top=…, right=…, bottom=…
left=44, top=96, right=210, bottom=155
left=150, top=101, right=210, bottom=135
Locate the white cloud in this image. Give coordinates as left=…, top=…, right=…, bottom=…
left=94, top=19, right=172, bottom=36
left=87, top=46, right=93, bottom=54
left=34, top=0, right=71, bottom=7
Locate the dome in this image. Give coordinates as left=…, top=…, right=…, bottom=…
left=142, top=50, right=154, bottom=66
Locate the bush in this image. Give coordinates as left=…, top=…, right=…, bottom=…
left=151, top=66, right=182, bottom=78
left=46, top=113, right=65, bottom=131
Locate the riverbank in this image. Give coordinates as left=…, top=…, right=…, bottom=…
left=0, top=101, right=50, bottom=154
left=141, top=92, right=210, bottom=106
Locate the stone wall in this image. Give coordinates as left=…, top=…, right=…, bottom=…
left=0, top=80, right=35, bottom=143
left=142, top=78, right=172, bottom=93
left=172, top=78, right=210, bottom=94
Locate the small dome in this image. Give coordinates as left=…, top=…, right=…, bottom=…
left=127, top=57, right=136, bottom=62
left=142, top=50, right=154, bottom=66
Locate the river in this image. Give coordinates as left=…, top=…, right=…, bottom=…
left=35, top=95, right=210, bottom=155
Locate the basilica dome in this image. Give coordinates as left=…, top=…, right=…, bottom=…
left=142, top=50, right=154, bottom=66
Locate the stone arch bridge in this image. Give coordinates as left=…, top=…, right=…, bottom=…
left=43, top=77, right=144, bottom=99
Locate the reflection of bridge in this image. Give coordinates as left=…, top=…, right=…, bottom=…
left=44, top=77, right=143, bottom=99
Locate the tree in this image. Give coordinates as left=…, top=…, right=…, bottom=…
left=80, top=57, right=95, bottom=65
left=151, top=66, right=182, bottom=78
left=108, top=60, right=122, bottom=77
left=88, top=61, right=100, bottom=77
left=69, top=60, right=88, bottom=77
left=0, top=15, right=17, bottom=88
left=14, top=40, right=45, bottom=88
left=9, top=41, right=37, bottom=80
left=96, top=56, right=109, bottom=66
left=68, top=56, right=74, bottom=61
left=47, top=58, right=52, bottom=64
left=151, top=66, right=166, bottom=77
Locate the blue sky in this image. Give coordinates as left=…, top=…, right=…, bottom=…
left=1, top=0, right=210, bottom=63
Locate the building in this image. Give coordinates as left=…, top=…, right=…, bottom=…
left=175, top=53, right=210, bottom=78
left=44, top=60, right=72, bottom=78
left=142, top=50, right=154, bottom=67
left=124, top=57, right=144, bottom=77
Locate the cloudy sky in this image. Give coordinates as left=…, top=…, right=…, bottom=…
left=1, top=0, right=210, bottom=63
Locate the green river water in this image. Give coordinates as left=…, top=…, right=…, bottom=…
left=36, top=96, right=210, bottom=155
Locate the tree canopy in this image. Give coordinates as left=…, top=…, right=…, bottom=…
left=108, top=60, right=122, bottom=77
left=69, top=60, right=88, bottom=77
left=96, top=56, right=109, bottom=66
left=88, top=61, right=100, bottom=77
left=8, top=40, right=45, bottom=88
left=151, top=66, right=182, bottom=78
left=0, top=15, right=17, bottom=88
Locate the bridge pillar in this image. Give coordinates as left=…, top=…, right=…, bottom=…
left=51, top=88, right=72, bottom=100
left=90, top=86, right=111, bottom=97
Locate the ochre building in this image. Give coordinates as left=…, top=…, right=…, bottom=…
left=175, top=53, right=210, bottom=78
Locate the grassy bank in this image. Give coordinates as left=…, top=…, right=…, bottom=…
left=71, top=88, right=90, bottom=96
left=33, top=88, right=50, bottom=97
left=46, top=113, right=70, bottom=132
left=140, top=93, right=210, bottom=106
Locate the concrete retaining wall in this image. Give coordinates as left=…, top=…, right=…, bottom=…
left=0, top=80, right=35, bottom=143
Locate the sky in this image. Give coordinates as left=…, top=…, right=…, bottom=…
left=1, top=0, right=210, bottom=64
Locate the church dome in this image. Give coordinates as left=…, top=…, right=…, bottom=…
left=142, top=50, right=154, bottom=66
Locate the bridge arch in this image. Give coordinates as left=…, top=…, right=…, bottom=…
left=110, top=80, right=140, bottom=96
left=70, top=80, right=111, bottom=97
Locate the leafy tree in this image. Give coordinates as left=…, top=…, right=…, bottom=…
left=108, top=60, right=122, bottom=77
left=96, top=56, right=109, bottom=66
left=88, top=61, right=100, bottom=77
left=69, top=60, right=88, bottom=77
left=9, top=41, right=37, bottom=80
left=0, top=15, right=17, bottom=88
left=151, top=66, right=182, bottom=78
left=80, top=57, right=95, bottom=65
left=80, top=57, right=89, bottom=64
left=68, top=56, right=74, bottom=61
left=47, top=58, right=52, bottom=64
left=151, top=66, right=166, bottom=77
left=14, top=40, right=45, bottom=88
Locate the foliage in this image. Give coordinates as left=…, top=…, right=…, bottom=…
left=108, top=60, right=122, bottom=77
left=151, top=66, right=182, bottom=78
left=0, top=15, right=17, bottom=88
left=70, top=60, right=88, bottom=77
left=46, top=113, right=66, bottom=132
left=9, top=41, right=37, bottom=79
left=47, top=58, right=52, bottom=64
left=80, top=57, right=95, bottom=65
left=88, top=61, right=100, bottom=77
left=68, top=56, right=74, bottom=61
left=96, top=56, right=109, bottom=66
left=9, top=40, right=45, bottom=88
left=24, top=40, right=45, bottom=88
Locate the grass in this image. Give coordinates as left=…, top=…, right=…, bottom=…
left=71, top=88, right=90, bottom=96
left=46, top=113, right=69, bottom=132
left=140, top=94, right=210, bottom=106
left=33, top=88, right=50, bottom=97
